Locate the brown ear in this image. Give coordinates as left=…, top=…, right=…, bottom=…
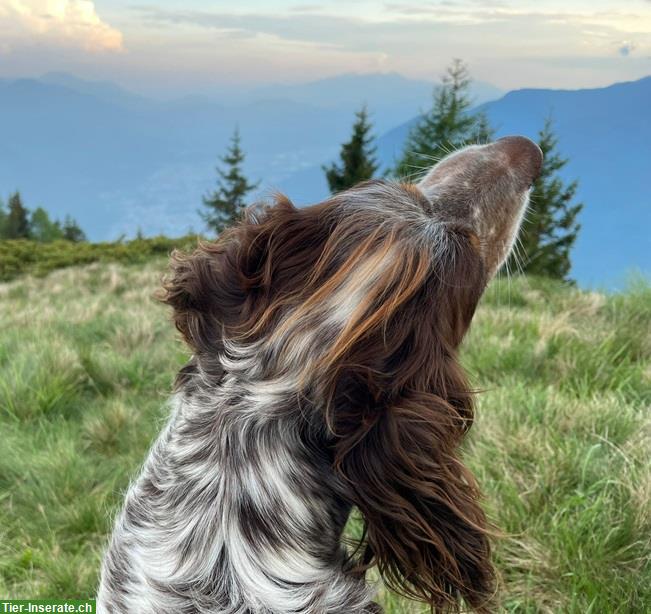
left=160, top=196, right=331, bottom=362
left=160, top=234, right=248, bottom=356
left=335, top=392, right=494, bottom=612
left=160, top=196, right=318, bottom=358
left=330, top=231, right=494, bottom=612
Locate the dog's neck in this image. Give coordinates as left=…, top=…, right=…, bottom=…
left=98, top=364, right=374, bottom=613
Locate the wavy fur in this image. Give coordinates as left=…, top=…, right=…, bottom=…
left=99, top=136, right=542, bottom=613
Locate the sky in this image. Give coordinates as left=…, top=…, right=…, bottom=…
left=1, top=0, right=650, bottom=95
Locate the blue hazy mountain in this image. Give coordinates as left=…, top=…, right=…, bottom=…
left=373, top=77, right=651, bottom=288
left=3, top=72, right=491, bottom=239
left=247, top=72, right=502, bottom=127
left=0, top=72, right=648, bottom=287
left=37, top=72, right=153, bottom=110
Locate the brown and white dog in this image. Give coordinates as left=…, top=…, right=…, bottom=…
left=98, top=136, right=542, bottom=613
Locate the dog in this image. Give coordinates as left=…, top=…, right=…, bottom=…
left=97, top=136, right=543, bottom=613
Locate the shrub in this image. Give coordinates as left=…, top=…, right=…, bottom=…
left=0, top=236, right=201, bottom=282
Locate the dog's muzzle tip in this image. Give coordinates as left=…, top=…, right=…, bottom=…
left=496, top=135, right=544, bottom=184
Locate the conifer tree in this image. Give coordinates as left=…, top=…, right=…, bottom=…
left=511, top=117, right=583, bottom=281
left=395, top=59, right=487, bottom=178
left=30, top=207, right=64, bottom=242
left=201, top=128, right=259, bottom=234
left=5, top=192, right=30, bottom=239
left=324, top=106, right=378, bottom=193
left=0, top=197, right=7, bottom=239
left=469, top=111, right=494, bottom=144
left=62, top=215, right=87, bottom=242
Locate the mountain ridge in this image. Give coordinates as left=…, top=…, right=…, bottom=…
left=0, top=72, right=648, bottom=287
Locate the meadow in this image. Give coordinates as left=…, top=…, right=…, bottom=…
left=0, top=258, right=649, bottom=612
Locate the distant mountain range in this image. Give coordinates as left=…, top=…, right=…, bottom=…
left=284, top=76, right=651, bottom=288
left=0, top=72, right=648, bottom=287
left=0, top=72, right=499, bottom=241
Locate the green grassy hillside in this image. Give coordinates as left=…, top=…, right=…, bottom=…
left=0, top=236, right=199, bottom=282
left=0, top=261, right=649, bottom=612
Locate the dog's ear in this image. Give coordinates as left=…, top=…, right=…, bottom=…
left=160, top=220, right=258, bottom=356
left=160, top=197, right=305, bottom=357
left=161, top=242, right=240, bottom=355
left=335, top=391, right=494, bottom=612
left=330, top=231, right=495, bottom=612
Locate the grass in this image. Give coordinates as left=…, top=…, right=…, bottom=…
left=0, top=261, right=649, bottom=612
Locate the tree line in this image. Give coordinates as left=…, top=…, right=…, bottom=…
left=0, top=191, right=86, bottom=242
left=202, top=60, right=583, bottom=281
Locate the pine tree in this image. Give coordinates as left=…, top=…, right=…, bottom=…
left=511, top=117, right=583, bottom=281
left=469, top=111, right=494, bottom=144
left=62, top=215, right=87, bottom=242
left=395, top=59, right=487, bottom=179
left=5, top=192, right=31, bottom=239
left=324, top=106, right=378, bottom=193
left=201, top=128, right=259, bottom=235
left=30, top=207, right=64, bottom=242
left=0, top=197, right=7, bottom=239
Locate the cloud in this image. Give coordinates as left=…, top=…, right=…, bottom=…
left=0, top=0, right=123, bottom=52
left=289, top=4, right=325, bottom=12
left=384, top=0, right=508, bottom=13
left=618, top=40, right=635, bottom=56
left=6, top=2, right=648, bottom=94
left=117, top=3, right=651, bottom=93
left=131, top=5, right=647, bottom=59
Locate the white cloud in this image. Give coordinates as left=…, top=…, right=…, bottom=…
left=0, top=0, right=123, bottom=52
left=1, top=1, right=649, bottom=92
left=127, top=5, right=651, bottom=88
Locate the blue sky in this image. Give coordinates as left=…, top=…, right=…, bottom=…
left=1, top=1, right=650, bottom=94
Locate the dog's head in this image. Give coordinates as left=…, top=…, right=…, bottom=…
left=163, top=136, right=542, bottom=612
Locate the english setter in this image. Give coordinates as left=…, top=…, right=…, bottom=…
left=98, top=136, right=543, bottom=613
